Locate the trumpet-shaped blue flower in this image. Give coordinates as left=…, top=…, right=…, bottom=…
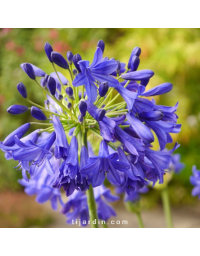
left=81, top=140, right=129, bottom=187
left=19, top=156, right=63, bottom=210
left=72, top=47, right=119, bottom=103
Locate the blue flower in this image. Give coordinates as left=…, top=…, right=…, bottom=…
left=12, top=132, right=56, bottom=180
left=81, top=140, right=129, bottom=187
left=53, top=116, right=69, bottom=159
left=190, top=166, right=200, bottom=198
left=117, top=148, right=147, bottom=195
left=169, top=153, right=185, bottom=173
left=60, top=190, right=89, bottom=226
left=19, top=156, right=63, bottom=210
left=94, top=185, right=119, bottom=222
left=116, top=184, right=148, bottom=202
left=52, top=136, right=79, bottom=196
left=2, top=123, right=31, bottom=146
left=145, top=143, right=180, bottom=183
left=72, top=47, right=119, bottom=103
left=114, top=125, right=145, bottom=158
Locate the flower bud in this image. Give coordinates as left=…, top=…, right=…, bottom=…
left=128, top=47, right=141, bottom=69
left=17, top=82, right=27, bottom=98
left=95, top=109, right=106, bottom=121
left=130, top=55, right=140, bottom=71
left=79, top=101, right=87, bottom=117
left=47, top=76, right=56, bottom=96
left=99, top=82, right=109, bottom=97
left=44, top=42, right=53, bottom=62
left=67, top=102, right=72, bottom=109
left=78, top=114, right=83, bottom=123
left=73, top=54, right=82, bottom=72
left=3, top=123, right=31, bottom=146
left=67, top=51, right=73, bottom=64
left=41, top=74, right=49, bottom=87
left=73, top=69, right=77, bottom=75
left=58, top=94, right=63, bottom=101
left=116, top=60, right=121, bottom=73
left=51, top=51, right=69, bottom=69
left=121, top=70, right=154, bottom=81
left=7, top=105, right=29, bottom=115
left=140, top=79, right=149, bottom=86
left=20, top=63, right=45, bottom=77
left=44, top=99, right=50, bottom=106
left=22, top=63, right=35, bottom=80
left=65, top=87, right=73, bottom=98
left=97, top=40, right=105, bottom=53
left=31, top=106, right=47, bottom=121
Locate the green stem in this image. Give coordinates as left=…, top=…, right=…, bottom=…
left=86, top=185, right=99, bottom=228
left=83, top=130, right=99, bottom=228
left=102, top=222, right=108, bottom=228
left=161, top=187, right=173, bottom=228
left=136, top=212, right=144, bottom=228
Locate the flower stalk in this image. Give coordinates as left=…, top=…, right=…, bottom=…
left=161, top=187, right=173, bottom=228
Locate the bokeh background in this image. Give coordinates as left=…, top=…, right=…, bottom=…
left=0, top=28, right=200, bottom=228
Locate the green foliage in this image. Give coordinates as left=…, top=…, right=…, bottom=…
left=0, top=28, right=199, bottom=192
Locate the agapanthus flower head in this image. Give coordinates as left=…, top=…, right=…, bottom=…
left=0, top=38, right=182, bottom=228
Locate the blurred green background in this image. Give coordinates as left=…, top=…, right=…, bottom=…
left=0, top=28, right=200, bottom=227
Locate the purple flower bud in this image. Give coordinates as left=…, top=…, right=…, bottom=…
left=31, top=106, right=47, bottom=121
left=7, top=105, right=29, bottom=115
left=128, top=47, right=141, bottom=69
left=58, top=94, right=63, bottom=101
left=65, top=87, right=73, bottom=98
left=3, top=123, right=31, bottom=146
left=44, top=99, right=50, bottom=105
left=41, top=74, right=49, bottom=87
left=95, top=109, right=106, bottom=121
left=51, top=51, right=69, bottom=69
left=116, top=60, right=121, bottom=73
left=67, top=102, right=72, bottom=109
left=22, top=63, right=35, bottom=80
left=73, top=54, right=82, bottom=72
left=130, top=55, right=140, bottom=71
left=79, top=101, right=87, bottom=117
left=99, top=82, right=109, bottom=97
left=67, top=51, right=73, bottom=64
left=17, top=82, right=27, bottom=98
left=140, top=79, right=149, bottom=86
left=73, top=69, right=77, bottom=75
left=47, top=76, right=56, bottom=95
left=121, top=70, right=154, bottom=81
left=20, top=63, right=45, bottom=77
left=97, top=40, right=105, bottom=53
left=44, top=42, right=53, bottom=62
left=78, top=114, right=83, bottom=123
